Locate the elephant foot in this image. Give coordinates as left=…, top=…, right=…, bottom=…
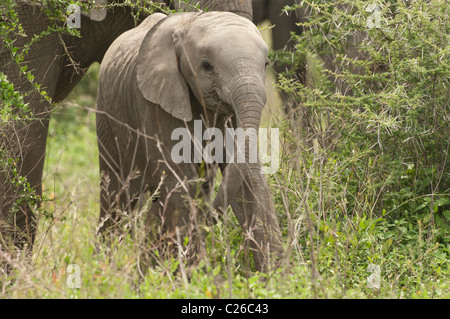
left=0, top=206, right=35, bottom=280
left=1, top=204, right=36, bottom=251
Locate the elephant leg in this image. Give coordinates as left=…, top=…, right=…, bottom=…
left=1, top=16, right=60, bottom=264
left=147, top=176, right=194, bottom=233
left=268, top=0, right=301, bottom=52
left=0, top=111, right=50, bottom=252
left=268, top=0, right=306, bottom=115
left=0, top=111, right=50, bottom=278
left=252, top=0, right=269, bottom=25
left=98, top=166, right=143, bottom=235
left=145, top=171, right=211, bottom=265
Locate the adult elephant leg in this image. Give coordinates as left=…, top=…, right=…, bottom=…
left=0, top=4, right=61, bottom=263
left=14, top=118, right=49, bottom=249
left=0, top=98, right=51, bottom=254
left=268, top=0, right=302, bottom=53
left=1, top=54, right=58, bottom=254
left=268, top=0, right=306, bottom=115
left=252, top=0, right=268, bottom=24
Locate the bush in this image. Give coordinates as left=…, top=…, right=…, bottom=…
left=270, top=0, right=449, bottom=296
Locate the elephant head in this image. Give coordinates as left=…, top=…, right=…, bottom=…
left=136, top=12, right=268, bottom=213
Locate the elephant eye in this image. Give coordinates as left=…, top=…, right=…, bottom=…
left=265, top=60, right=270, bottom=69
left=201, top=60, right=214, bottom=72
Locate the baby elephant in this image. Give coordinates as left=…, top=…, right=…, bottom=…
left=96, top=11, right=283, bottom=272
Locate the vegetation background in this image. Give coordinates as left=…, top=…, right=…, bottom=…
left=1, top=0, right=449, bottom=298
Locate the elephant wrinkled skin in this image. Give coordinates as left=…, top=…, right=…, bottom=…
left=96, top=12, right=283, bottom=272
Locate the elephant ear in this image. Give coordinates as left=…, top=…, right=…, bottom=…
left=136, top=13, right=194, bottom=121
left=82, top=0, right=108, bottom=22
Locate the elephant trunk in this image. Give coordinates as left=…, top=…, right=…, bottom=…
left=213, top=81, right=264, bottom=214
left=212, top=81, right=284, bottom=272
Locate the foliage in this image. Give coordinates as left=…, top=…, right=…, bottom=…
left=1, top=0, right=449, bottom=298
left=270, top=0, right=449, bottom=297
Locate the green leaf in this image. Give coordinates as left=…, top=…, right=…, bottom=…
left=443, top=210, right=450, bottom=221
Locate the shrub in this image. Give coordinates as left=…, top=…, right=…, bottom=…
left=271, top=0, right=449, bottom=295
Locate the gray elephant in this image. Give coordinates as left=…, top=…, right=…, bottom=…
left=96, top=12, right=283, bottom=272
left=0, top=0, right=253, bottom=258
